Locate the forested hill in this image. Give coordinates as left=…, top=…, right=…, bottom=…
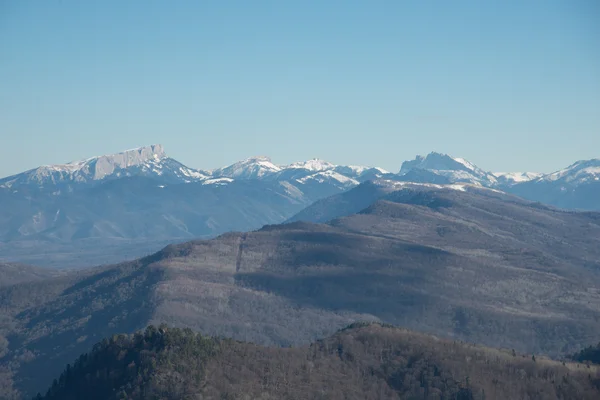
left=36, top=323, right=600, bottom=400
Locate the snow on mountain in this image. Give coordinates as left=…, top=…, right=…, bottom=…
left=0, top=145, right=210, bottom=189
left=506, top=158, right=600, bottom=210
left=286, top=158, right=336, bottom=172
left=0, top=148, right=389, bottom=195
left=211, top=156, right=281, bottom=179
left=2, top=144, right=599, bottom=253
left=372, top=179, right=515, bottom=200
left=399, top=152, right=497, bottom=186
left=538, top=159, right=600, bottom=185
left=333, top=165, right=390, bottom=179
left=208, top=156, right=384, bottom=189
left=296, top=170, right=359, bottom=186
left=6, top=145, right=597, bottom=213
left=202, top=177, right=234, bottom=186
left=493, top=172, right=543, bottom=185
left=282, top=159, right=390, bottom=189
left=373, top=178, right=468, bottom=193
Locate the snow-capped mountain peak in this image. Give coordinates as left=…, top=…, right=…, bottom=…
left=335, top=165, right=390, bottom=175
left=0, top=145, right=209, bottom=189
left=296, top=170, right=359, bottom=186
left=493, top=172, right=543, bottom=185
left=2, top=146, right=598, bottom=213
left=400, top=152, right=479, bottom=175
left=287, top=158, right=336, bottom=172
left=506, top=158, right=600, bottom=210
left=541, top=159, right=600, bottom=184
left=399, top=152, right=497, bottom=186
left=211, top=156, right=282, bottom=179
left=71, top=144, right=168, bottom=180
left=45, top=144, right=167, bottom=178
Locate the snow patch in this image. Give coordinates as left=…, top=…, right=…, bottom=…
left=278, top=181, right=305, bottom=199
left=344, top=165, right=390, bottom=175
left=541, top=160, right=600, bottom=185
left=212, top=156, right=281, bottom=179
left=373, top=179, right=507, bottom=194
left=493, top=172, right=543, bottom=183
left=400, top=152, right=497, bottom=186
left=453, top=157, right=478, bottom=172
left=296, top=170, right=359, bottom=186
left=202, top=177, right=234, bottom=186
left=287, top=158, right=336, bottom=172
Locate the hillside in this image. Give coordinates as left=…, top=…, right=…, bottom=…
left=0, top=178, right=315, bottom=267
left=288, top=180, right=529, bottom=224
left=35, top=324, right=600, bottom=400
left=0, top=263, right=57, bottom=287
left=510, top=159, right=600, bottom=210
left=2, top=185, right=600, bottom=397
left=2, top=147, right=599, bottom=267
left=287, top=180, right=394, bottom=223
left=0, top=147, right=388, bottom=267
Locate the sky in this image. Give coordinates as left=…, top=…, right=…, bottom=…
left=0, top=0, right=598, bottom=177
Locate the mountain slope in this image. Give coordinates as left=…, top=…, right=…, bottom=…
left=0, top=145, right=208, bottom=191
left=2, top=185, right=600, bottom=397
left=287, top=180, right=400, bottom=223
left=36, top=324, right=600, bottom=400
left=399, top=152, right=498, bottom=186
left=509, top=159, right=600, bottom=210
left=210, top=156, right=281, bottom=179
left=288, top=179, right=517, bottom=224
left=0, top=263, right=58, bottom=287
left=493, top=171, right=543, bottom=185
left=0, top=177, right=315, bottom=267
left=2, top=146, right=599, bottom=267
left=0, top=148, right=390, bottom=266
left=541, top=159, right=600, bottom=185
left=395, top=153, right=600, bottom=210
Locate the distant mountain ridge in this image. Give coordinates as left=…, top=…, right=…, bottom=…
left=0, top=145, right=598, bottom=267
left=399, top=152, right=499, bottom=187
left=5, top=145, right=595, bottom=194
left=287, top=179, right=520, bottom=224
left=396, top=152, right=600, bottom=211
left=493, top=171, right=544, bottom=185
left=0, top=145, right=209, bottom=190
left=509, top=158, right=600, bottom=210
left=0, top=146, right=392, bottom=192
left=0, top=146, right=395, bottom=266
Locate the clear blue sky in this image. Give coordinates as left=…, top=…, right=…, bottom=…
left=1, top=0, right=598, bottom=176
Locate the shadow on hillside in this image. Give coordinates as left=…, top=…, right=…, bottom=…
left=11, top=262, right=164, bottom=398
left=235, top=270, right=431, bottom=320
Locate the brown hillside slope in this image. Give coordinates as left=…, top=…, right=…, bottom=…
left=2, top=187, right=600, bottom=397
left=39, top=324, right=600, bottom=400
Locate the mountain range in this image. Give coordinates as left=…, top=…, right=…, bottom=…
left=0, top=145, right=598, bottom=267
left=1, top=181, right=600, bottom=397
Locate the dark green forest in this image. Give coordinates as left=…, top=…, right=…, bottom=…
left=35, top=324, right=217, bottom=400
left=35, top=323, right=600, bottom=400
